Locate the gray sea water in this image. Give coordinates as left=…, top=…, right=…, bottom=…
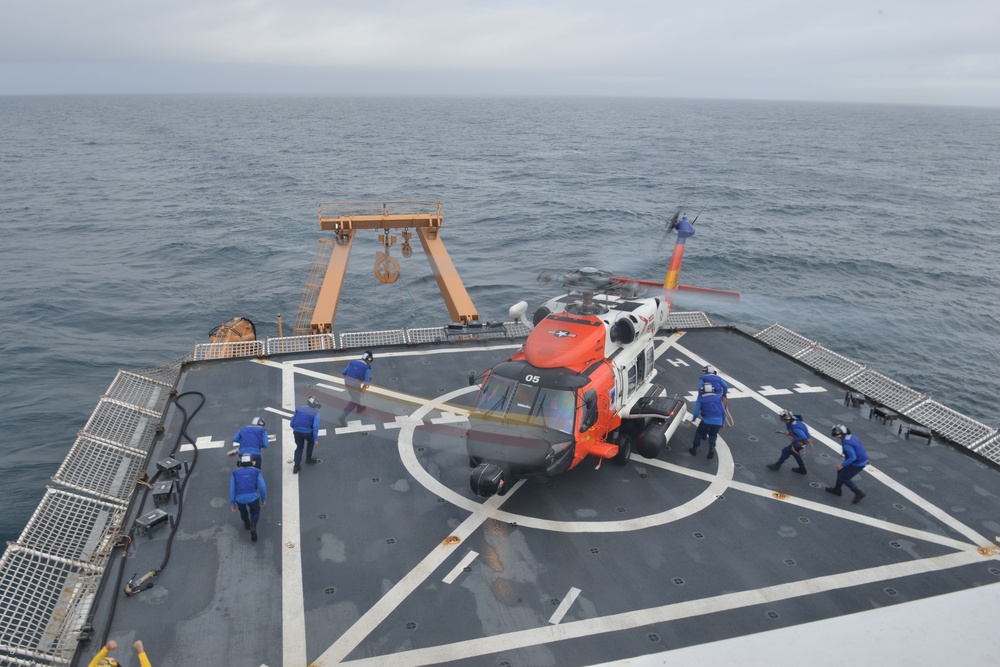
left=1, top=95, right=998, bottom=543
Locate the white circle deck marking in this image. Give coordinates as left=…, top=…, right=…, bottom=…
left=398, top=385, right=735, bottom=533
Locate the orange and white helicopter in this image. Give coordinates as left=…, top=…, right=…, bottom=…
left=465, top=209, right=739, bottom=497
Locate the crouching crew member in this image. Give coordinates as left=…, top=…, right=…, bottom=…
left=231, top=454, right=267, bottom=541
left=689, top=382, right=726, bottom=460
left=340, top=351, right=373, bottom=426
left=767, top=409, right=811, bottom=474
left=232, top=416, right=268, bottom=468
left=827, top=424, right=869, bottom=504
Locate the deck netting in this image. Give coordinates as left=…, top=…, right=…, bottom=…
left=267, top=333, right=337, bottom=355
left=51, top=434, right=146, bottom=505
left=665, top=311, right=714, bottom=329
left=104, top=370, right=172, bottom=414
left=843, top=369, right=927, bottom=412
left=14, top=489, right=123, bottom=563
left=81, top=398, right=161, bottom=453
left=972, top=434, right=1000, bottom=462
left=340, top=329, right=409, bottom=348
left=192, top=340, right=266, bottom=361
left=0, top=547, right=102, bottom=666
left=752, top=322, right=814, bottom=355
left=794, top=345, right=866, bottom=382
left=903, top=400, right=997, bottom=448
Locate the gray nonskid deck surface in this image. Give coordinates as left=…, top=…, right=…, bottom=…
left=90, top=331, right=1000, bottom=667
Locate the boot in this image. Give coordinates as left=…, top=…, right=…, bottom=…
left=250, top=524, right=258, bottom=542
left=338, top=415, right=347, bottom=427
left=293, top=464, right=301, bottom=474
left=706, top=448, right=715, bottom=460
left=243, top=519, right=251, bottom=531
left=767, top=463, right=781, bottom=471
left=825, top=486, right=842, bottom=496
left=791, top=466, right=807, bottom=474
left=306, top=457, right=318, bottom=465
left=688, top=447, right=698, bottom=456
left=852, top=489, right=866, bottom=504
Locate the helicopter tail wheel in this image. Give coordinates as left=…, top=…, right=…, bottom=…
left=611, top=432, right=632, bottom=466
left=470, top=462, right=508, bottom=498
left=374, top=252, right=400, bottom=284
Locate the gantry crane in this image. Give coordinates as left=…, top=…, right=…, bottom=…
left=294, top=201, right=479, bottom=335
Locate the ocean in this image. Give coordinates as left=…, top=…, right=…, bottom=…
left=1, top=95, right=998, bottom=544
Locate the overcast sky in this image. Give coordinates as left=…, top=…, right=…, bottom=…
left=1, top=0, right=998, bottom=106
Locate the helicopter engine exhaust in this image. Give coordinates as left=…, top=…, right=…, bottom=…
left=470, top=462, right=510, bottom=497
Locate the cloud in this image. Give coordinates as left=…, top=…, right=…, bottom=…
left=1, top=0, right=998, bottom=105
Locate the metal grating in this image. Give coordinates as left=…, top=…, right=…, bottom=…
left=903, top=400, right=997, bottom=448
left=973, top=434, right=1000, bottom=464
left=846, top=369, right=926, bottom=413
left=406, top=327, right=448, bottom=344
left=795, top=345, right=865, bottom=382
left=0, top=547, right=101, bottom=666
left=753, top=323, right=814, bottom=356
left=51, top=434, right=146, bottom=505
left=104, top=370, right=172, bottom=415
left=267, top=333, right=337, bottom=355
left=14, top=489, right=123, bottom=563
left=126, top=355, right=189, bottom=386
left=504, top=322, right=532, bottom=338
left=192, top=340, right=265, bottom=361
left=81, top=398, right=161, bottom=453
left=340, top=329, right=408, bottom=348
left=665, top=311, right=714, bottom=329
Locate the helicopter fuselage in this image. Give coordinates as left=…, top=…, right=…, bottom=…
left=466, top=290, right=686, bottom=497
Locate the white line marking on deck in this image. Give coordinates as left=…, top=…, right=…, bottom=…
left=318, top=382, right=346, bottom=393
left=384, top=416, right=426, bottom=430
left=335, top=421, right=377, bottom=433
left=759, top=385, right=793, bottom=395
left=179, top=435, right=224, bottom=452
left=340, top=551, right=985, bottom=667
left=442, top=550, right=479, bottom=584
left=430, top=411, right=470, bottom=425
left=279, top=365, right=307, bottom=667
left=266, top=407, right=293, bottom=418
left=548, top=587, right=581, bottom=625
left=673, top=342, right=994, bottom=548
left=313, top=480, right=525, bottom=666
left=792, top=382, right=826, bottom=393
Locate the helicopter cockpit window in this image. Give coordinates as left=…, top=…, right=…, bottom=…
left=474, top=376, right=516, bottom=413
left=533, top=389, right=575, bottom=433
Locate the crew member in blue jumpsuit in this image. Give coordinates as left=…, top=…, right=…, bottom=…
left=767, top=409, right=811, bottom=474
left=339, top=351, right=373, bottom=426
left=689, top=382, right=726, bottom=460
left=827, top=424, right=869, bottom=504
left=232, top=416, right=268, bottom=469
left=699, top=364, right=729, bottom=399
left=230, top=454, right=267, bottom=542
left=290, top=396, right=321, bottom=474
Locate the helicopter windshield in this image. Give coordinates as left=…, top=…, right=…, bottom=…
left=474, top=377, right=575, bottom=434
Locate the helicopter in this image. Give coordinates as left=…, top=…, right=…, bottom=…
left=464, top=208, right=736, bottom=497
